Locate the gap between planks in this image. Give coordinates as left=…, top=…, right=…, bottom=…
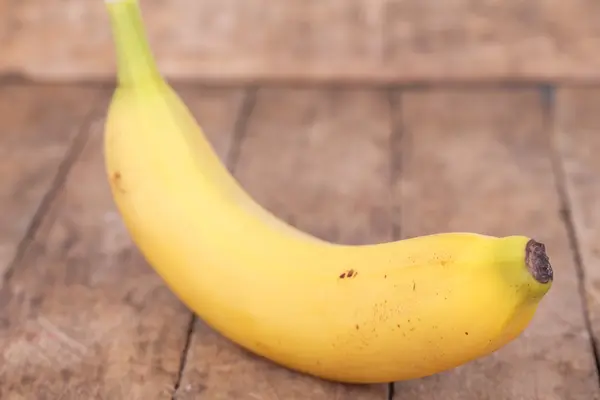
left=172, top=86, right=395, bottom=400
left=13, top=72, right=600, bottom=88
left=101, top=84, right=600, bottom=398
left=387, top=89, right=403, bottom=400
left=11, top=74, right=600, bottom=91
left=543, top=85, right=600, bottom=386
left=1, top=87, right=110, bottom=286
left=390, top=86, right=599, bottom=399
left=171, top=87, right=259, bottom=398
left=2, top=82, right=598, bottom=398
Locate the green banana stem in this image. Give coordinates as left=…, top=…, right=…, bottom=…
left=105, top=0, right=161, bottom=87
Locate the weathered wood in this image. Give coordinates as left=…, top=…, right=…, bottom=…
left=554, top=87, right=600, bottom=372
left=4, top=0, right=600, bottom=83
left=0, top=85, right=245, bottom=398
left=0, top=85, right=101, bottom=279
left=4, top=0, right=384, bottom=83
left=175, top=88, right=392, bottom=399
left=177, top=85, right=247, bottom=160
left=391, top=89, right=600, bottom=399
left=383, top=0, right=600, bottom=82
left=0, top=1, right=11, bottom=73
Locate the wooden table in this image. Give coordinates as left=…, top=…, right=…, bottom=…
left=0, top=82, right=599, bottom=399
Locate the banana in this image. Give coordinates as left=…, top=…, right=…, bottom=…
left=102, top=0, right=554, bottom=384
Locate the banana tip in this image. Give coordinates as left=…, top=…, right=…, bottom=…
left=525, top=239, right=553, bottom=284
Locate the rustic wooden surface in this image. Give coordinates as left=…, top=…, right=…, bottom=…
left=3, top=0, right=600, bottom=82
left=392, top=89, right=599, bottom=400
left=0, top=82, right=600, bottom=399
left=555, top=87, right=600, bottom=374
left=0, top=85, right=101, bottom=278
left=176, top=88, right=393, bottom=400
left=0, top=84, right=245, bottom=398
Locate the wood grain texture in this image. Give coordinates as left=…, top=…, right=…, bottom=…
left=175, top=88, right=392, bottom=399
left=3, top=0, right=113, bottom=78
left=0, top=86, right=245, bottom=399
left=0, top=85, right=101, bottom=279
left=555, top=87, right=600, bottom=367
left=383, top=0, right=600, bottom=81
left=391, top=89, right=600, bottom=400
left=4, top=0, right=384, bottom=82
left=0, top=0, right=11, bottom=73
left=4, top=0, right=600, bottom=82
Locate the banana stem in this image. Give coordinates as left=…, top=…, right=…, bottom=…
left=105, top=0, right=161, bottom=87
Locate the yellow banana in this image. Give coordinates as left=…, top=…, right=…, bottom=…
left=102, top=0, right=554, bottom=384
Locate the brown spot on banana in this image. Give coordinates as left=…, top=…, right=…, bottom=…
left=339, top=269, right=358, bottom=279
left=111, top=171, right=126, bottom=193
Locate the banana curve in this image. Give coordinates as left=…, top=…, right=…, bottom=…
left=102, top=0, right=555, bottom=384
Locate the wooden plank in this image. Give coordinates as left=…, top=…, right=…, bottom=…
left=0, top=0, right=11, bottom=73
left=383, top=0, right=600, bottom=82
left=0, top=84, right=101, bottom=278
left=3, top=0, right=113, bottom=77
left=391, top=89, right=600, bottom=399
left=0, top=85, right=245, bottom=398
left=5, top=0, right=384, bottom=82
left=175, top=88, right=392, bottom=399
left=5, top=0, right=600, bottom=83
left=555, top=87, right=600, bottom=372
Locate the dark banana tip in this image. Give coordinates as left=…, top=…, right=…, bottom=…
left=525, top=239, right=553, bottom=284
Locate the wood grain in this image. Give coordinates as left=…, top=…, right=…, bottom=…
left=4, top=0, right=384, bottom=82
left=0, top=85, right=245, bottom=399
left=0, top=0, right=11, bottom=73
left=4, top=0, right=600, bottom=82
left=383, top=0, right=600, bottom=82
left=555, top=87, right=600, bottom=369
left=391, top=89, right=600, bottom=400
left=0, top=85, right=101, bottom=279
left=175, top=88, right=393, bottom=399
left=3, top=0, right=113, bottom=78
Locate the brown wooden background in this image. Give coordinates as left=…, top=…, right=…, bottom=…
left=3, top=1, right=600, bottom=398
left=3, top=0, right=600, bottom=83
